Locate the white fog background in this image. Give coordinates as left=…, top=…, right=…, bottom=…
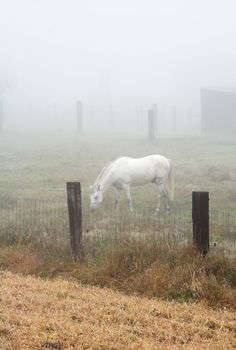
left=0, top=0, right=236, bottom=133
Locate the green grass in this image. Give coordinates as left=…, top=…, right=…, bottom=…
left=0, top=131, right=236, bottom=308
left=0, top=131, right=235, bottom=249
left=0, top=132, right=235, bottom=211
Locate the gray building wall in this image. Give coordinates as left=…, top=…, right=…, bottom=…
left=201, top=88, right=236, bottom=135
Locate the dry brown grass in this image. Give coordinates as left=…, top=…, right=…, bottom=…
left=0, top=244, right=236, bottom=311
left=0, top=271, right=236, bottom=350
left=85, top=242, right=236, bottom=309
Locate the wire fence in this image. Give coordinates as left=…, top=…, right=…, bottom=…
left=0, top=194, right=235, bottom=257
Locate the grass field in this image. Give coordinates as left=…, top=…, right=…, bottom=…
left=0, top=131, right=235, bottom=252
left=0, top=132, right=235, bottom=311
left=0, top=132, right=235, bottom=213
left=0, top=271, right=235, bottom=350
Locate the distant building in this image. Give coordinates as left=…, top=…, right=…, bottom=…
left=201, top=88, right=236, bottom=135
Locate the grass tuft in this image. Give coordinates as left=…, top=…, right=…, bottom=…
left=0, top=240, right=235, bottom=309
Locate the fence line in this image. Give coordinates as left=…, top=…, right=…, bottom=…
left=0, top=193, right=235, bottom=257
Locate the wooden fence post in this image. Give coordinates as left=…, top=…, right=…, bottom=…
left=148, top=109, right=155, bottom=143
left=192, top=191, right=209, bottom=255
left=67, top=182, right=82, bottom=259
left=76, top=100, right=82, bottom=133
left=152, top=103, right=158, bottom=137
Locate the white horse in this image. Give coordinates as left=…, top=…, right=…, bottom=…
left=90, top=155, right=174, bottom=213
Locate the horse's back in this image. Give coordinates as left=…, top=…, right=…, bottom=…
left=127, top=155, right=170, bottom=172
left=111, top=155, right=170, bottom=185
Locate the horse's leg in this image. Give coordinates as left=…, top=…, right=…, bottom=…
left=164, top=188, right=171, bottom=212
left=113, top=187, right=120, bottom=210
left=155, top=184, right=165, bottom=214
left=155, top=186, right=162, bottom=214
left=123, top=184, right=133, bottom=212
left=160, top=188, right=170, bottom=212
left=158, top=178, right=171, bottom=212
left=158, top=183, right=171, bottom=212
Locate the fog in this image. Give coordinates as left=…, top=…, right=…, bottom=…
left=1, top=0, right=236, bottom=133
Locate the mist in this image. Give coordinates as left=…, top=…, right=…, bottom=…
left=1, top=0, right=236, bottom=133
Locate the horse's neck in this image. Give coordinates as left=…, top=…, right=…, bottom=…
left=93, top=166, right=107, bottom=188
left=94, top=159, right=118, bottom=192
left=99, top=167, right=114, bottom=192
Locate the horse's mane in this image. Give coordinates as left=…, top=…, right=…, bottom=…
left=93, top=157, right=122, bottom=189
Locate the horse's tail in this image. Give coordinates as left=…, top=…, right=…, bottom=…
left=167, top=159, right=174, bottom=201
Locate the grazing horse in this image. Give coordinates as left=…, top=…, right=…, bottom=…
left=90, top=155, right=174, bottom=213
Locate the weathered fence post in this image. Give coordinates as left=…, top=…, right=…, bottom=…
left=161, top=105, right=165, bottom=128
left=152, top=103, right=158, bottom=137
left=76, top=100, right=83, bottom=133
left=67, top=182, right=82, bottom=259
left=148, top=109, right=155, bottom=143
left=192, top=191, right=209, bottom=255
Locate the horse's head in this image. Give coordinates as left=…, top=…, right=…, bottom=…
left=90, top=184, right=103, bottom=211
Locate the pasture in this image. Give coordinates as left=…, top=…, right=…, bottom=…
left=0, top=132, right=235, bottom=247
left=0, top=132, right=235, bottom=208
left=0, top=132, right=236, bottom=309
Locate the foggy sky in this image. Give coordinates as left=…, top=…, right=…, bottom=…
left=1, top=0, right=236, bottom=122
